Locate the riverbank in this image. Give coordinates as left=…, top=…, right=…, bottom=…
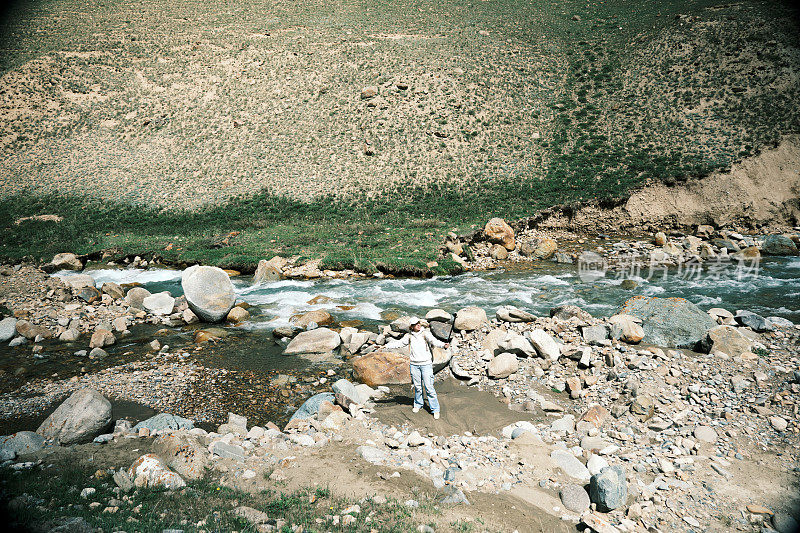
left=1, top=251, right=799, bottom=532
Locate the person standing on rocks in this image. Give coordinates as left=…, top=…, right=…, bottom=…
left=384, top=318, right=448, bottom=419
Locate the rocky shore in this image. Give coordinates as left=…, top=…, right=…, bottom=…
left=2, top=244, right=799, bottom=532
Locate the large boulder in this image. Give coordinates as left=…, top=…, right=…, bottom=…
left=699, top=325, right=755, bottom=356
left=526, top=329, right=560, bottom=361
left=181, top=265, right=236, bottom=322
left=64, top=274, right=96, bottom=290
left=48, top=252, right=84, bottom=271
left=0, top=317, right=18, bottom=342
left=487, top=352, right=518, bottom=379
left=352, top=351, right=411, bottom=387
left=531, top=238, right=557, bottom=260
left=761, top=235, right=798, bottom=255
left=151, top=433, right=210, bottom=481
left=735, top=310, right=774, bottom=332
left=619, top=296, right=716, bottom=348
left=142, top=292, right=176, bottom=316
left=37, top=388, right=112, bottom=445
left=283, top=328, right=341, bottom=355
left=589, top=466, right=628, bottom=512
left=484, top=218, right=515, bottom=250
left=454, top=306, right=488, bottom=331
left=496, top=334, right=537, bottom=357
left=432, top=346, right=452, bottom=372
left=125, top=287, right=152, bottom=310
left=15, top=320, right=53, bottom=340
left=253, top=258, right=283, bottom=283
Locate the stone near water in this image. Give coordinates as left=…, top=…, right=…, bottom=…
left=608, top=314, right=644, bottom=344
left=654, top=232, right=667, bottom=246
left=283, top=327, right=341, bottom=355
left=761, top=235, right=798, bottom=256
left=37, top=388, right=112, bottom=445
left=560, top=483, right=591, bottom=513
left=531, top=238, right=557, bottom=260
left=581, top=324, right=608, bottom=344
left=352, top=351, right=411, bottom=386
left=768, top=316, right=794, bottom=328
left=454, top=306, right=488, bottom=331
left=89, top=328, right=115, bottom=349
left=487, top=352, right=518, bottom=379
left=550, top=449, right=590, bottom=481
left=128, top=454, right=186, bottom=489
left=226, top=306, right=249, bottom=323
left=496, top=334, right=536, bottom=357
left=490, top=244, right=508, bottom=260
left=0, top=317, right=18, bottom=342
left=550, top=305, right=592, bottom=322
left=88, top=347, right=108, bottom=359
left=253, top=259, right=282, bottom=283
left=620, top=296, right=716, bottom=348
left=496, top=305, right=535, bottom=323
left=332, top=379, right=368, bottom=405
left=133, top=413, right=194, bottom=433
left=589, top=466, right=627, bottom=511
left=64, top=274, right=95, bottom=290
left=700, top=325, right=754, bottom=356
left=526, top=329, right=560, bottom=361
left=425, top=309, right=452, bottom=322
left=15, top=320, right=53, bottom=340
left=483, top=217, right=515, bottom=250
left=101, top=282, right=125, bottom=300
left=289, top=392, right=335, bottom=421
left=181, top=265, right=236, bottom=322
left=429, top=320, right=453, bottom=342
left=142, top=291, right=175, bottom=316
left=293, top=309, right=333, bottom=328
left=124, top=287, right=151, bottom=310
left=735, top=310, right=774, bottom=332
left=49, top=252, right=84, bottom=271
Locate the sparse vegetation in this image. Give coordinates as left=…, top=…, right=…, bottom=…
left=0, top=0, right=797, bottom=267
left=0, top=462, right=424, bottom=532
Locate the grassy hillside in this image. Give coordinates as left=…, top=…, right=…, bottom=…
left=0, top=0, right=798, bottom=269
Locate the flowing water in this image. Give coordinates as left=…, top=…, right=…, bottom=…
left=4, top=257, right=797, bottom=430
left=76, top=255, right=800, bottom=332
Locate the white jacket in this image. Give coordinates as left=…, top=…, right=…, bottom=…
left=384, top=329, right=445, bottom=365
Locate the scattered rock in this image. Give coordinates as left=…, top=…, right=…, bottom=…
left=487, top=352, right=518, bottom=379
left=352, top=351, right=411, bottom=386
left=484, top=218, right=515, bottom=250
left=620, top=296, right=716, bottom=348
left=283, top=328, right=341, bottom=355
left=454, top=306, right=488, bottom=331
left=589, top=466, right=627, bottom=511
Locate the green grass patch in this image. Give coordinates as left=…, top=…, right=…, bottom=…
left=0, top=462, right=427, bottom=532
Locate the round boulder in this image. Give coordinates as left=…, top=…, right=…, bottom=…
left=487, top=352, right=518, bottom=379
left=484, top=217, right=515, bottom=250
left=283, top=328, right=341, bottom=355
left=181, top=266, right=236, bottom=322
left=454, top=306, right=488, bottom=331
left=352, top=351, right=411, bottom=387
left=37, top=388, right=112, bottom=445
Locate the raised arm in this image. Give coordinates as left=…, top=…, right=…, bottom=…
left=424, top=329, right=446, bottom=348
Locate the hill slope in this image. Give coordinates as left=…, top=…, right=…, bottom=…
left=0, top=0, right=798, bottom=266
